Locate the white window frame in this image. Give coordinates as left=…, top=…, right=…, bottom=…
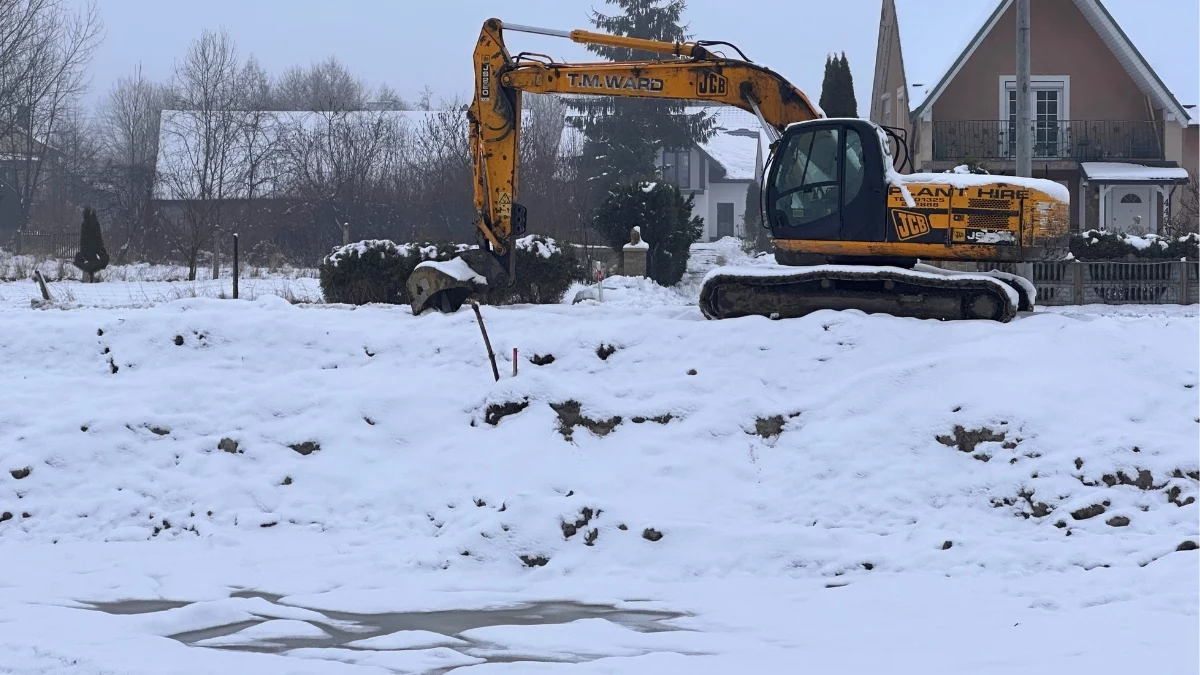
left=997, top=75, right=1071, bottom=121
left=894, top=87, right=906, bottom=125
left=880, top=93, right=892, bottom=126
left=998, top=75, right=1070, bottom=159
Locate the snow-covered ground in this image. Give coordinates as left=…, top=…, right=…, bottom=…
left=1, top=240, right=1197, bottom=673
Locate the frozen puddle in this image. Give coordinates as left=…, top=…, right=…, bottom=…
left=84, top=592, right=693, bottom=670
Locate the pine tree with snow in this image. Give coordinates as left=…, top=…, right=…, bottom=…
left=73, top=207, right=109, bottom=283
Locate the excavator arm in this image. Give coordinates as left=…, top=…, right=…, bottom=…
left=407, top=17, right=821, bottom=314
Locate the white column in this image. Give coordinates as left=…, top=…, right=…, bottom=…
left=1078, top=180, right=1087, bottom=232
left=1098, top=184, right=1111, bottom=231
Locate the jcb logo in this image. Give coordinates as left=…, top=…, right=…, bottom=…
left=697, top=71, right=727, bottom=97
left=892, top=210, right=931, bottom=241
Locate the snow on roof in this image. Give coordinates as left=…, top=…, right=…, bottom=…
left=700, top=132, right=758, bottom=181
left=1080, top=162, right=1191, bottom=183
left=894, top=0, right=1197, bottom=125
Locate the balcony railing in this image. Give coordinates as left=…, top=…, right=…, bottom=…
left=932, top=120, right=1164, bottom=162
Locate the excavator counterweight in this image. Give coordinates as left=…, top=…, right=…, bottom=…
left=408, top=19, right=1070, bottom=322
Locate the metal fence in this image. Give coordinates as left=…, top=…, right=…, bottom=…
left=932, top=120, right=1164, bottom=162
left=987, top=260, right=1198, bottom=305
left=17, top=231, right=77, bottom=259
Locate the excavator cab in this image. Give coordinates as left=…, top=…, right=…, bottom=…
left=765, top=119, right=891, bottom=254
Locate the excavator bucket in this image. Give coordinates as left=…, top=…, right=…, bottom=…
left=407, top=249, right=507, bottom=315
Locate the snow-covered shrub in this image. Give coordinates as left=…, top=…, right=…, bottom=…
left=319, top=240, right=420, bottom=305
left=320, top=237, right=582, bottom=306
left=1070, top=230, right=1199, bottom=261
left=482, top=235, right=585, bottom=305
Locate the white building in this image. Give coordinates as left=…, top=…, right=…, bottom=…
left=654, top=107, right=766, bottom=242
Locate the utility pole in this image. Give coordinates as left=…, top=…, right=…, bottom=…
left=1015, top=0, right=1032, bottom=177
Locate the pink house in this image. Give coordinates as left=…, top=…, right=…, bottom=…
left=870, top=0, right=1198, bottom=235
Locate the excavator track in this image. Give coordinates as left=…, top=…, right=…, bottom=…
left=698, top=265, right=1019, bottom=323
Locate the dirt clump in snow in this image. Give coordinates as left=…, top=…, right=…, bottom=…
left=631, top=414, right=672, bottom=424
left=753, top=415, right=785, bottom=439
left=991, top=489, right=1054, bottom=519
left=936, top=425, right=1008, bottom=461
left=10, top=467, right=30, bottom=480
left=1178, top=540, right=1198, bottom=551
left=1106, top=515, right=1130, bottom=527
left=1071, top=503, right=1108, bottom=520
left=561, top=507, right=596, bottom=539
left=642, top=528, right=663, bottom=542
left=0, top=512, right=12, bottom=523
left=530, top=353, right=555, bottom=366
left=173, top=335, right=184, bottom=346
left=551, top=401, right=621, bottom=441
left=289, top=441, right=320, bottom=456
left=520, top=554, right=549, bottom=567
left=595, top=344, right=617, bottom=360
left=1167, top=485, right=1196, bottom=507
left=485, top=400, right=529, bottom=426
left=218, top=438, right=240, bottom=454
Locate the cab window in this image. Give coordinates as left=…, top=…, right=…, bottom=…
left=772, top=128, right=841, bottom=227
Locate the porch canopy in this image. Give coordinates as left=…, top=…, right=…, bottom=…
left=1079, top=162, right=1190, bottom=233
left=1080, top=162, right=1189, bottom=185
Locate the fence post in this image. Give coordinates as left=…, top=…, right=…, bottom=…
left=1072, top=261, right=1084, bottom=305
left=1179, top=260, right=1187, bottom=306
left=232, top=233, right=239, bottom=300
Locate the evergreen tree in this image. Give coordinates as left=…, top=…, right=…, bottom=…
left=571, top=0, right=716, bottom=210
left=838, top=53, right=859, bottom=118
left=818, top=53, right=859, bottom=118
left=73, top=207, right=109, bottom=283
left=592, top=180, right=703, bottom=287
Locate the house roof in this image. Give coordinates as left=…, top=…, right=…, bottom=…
left=894, top=0, right=1197, bottom=125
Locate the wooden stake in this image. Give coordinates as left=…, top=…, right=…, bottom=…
left=33, top=270, right=51, bottom=302
left=471, top=300, right=500, bottom=382
left=513, top=348, right=518, bottom=377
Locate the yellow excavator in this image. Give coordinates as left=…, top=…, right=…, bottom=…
left=406, top=18, right=1071, bottom=322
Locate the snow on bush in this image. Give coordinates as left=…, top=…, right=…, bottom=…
left=1071, top=230, right=1199, bottom=261
left=320, top=237, right=582, bottom=307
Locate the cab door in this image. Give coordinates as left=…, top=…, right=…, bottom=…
left=765, top=121, right=887, bottom=243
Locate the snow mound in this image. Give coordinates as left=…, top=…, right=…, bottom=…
left=0, top=296, right=1195, bottom=582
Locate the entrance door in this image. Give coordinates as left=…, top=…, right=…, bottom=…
left=1108, top=186, right=1153, bottom=234
left=716, top=202, right=734, bottom=239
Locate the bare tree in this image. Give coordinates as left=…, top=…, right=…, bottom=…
left=0, top=0, right=101, bottom=231
left=94, top=64, right=169, bottom=262
left=159, top=28, right=240, bottom=279
left=275, top=57, right=366, bottom=112
left=278, top=108, right=403, bottom=249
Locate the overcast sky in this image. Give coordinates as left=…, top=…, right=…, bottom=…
left=75, top=0, right=1197, bottom=115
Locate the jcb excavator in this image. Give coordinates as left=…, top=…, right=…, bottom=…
left=406, top=18, right=1070, bottom=322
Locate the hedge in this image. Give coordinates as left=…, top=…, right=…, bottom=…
left=1070, top=230, right=1199, bottom=261
left=319, top=236, right=583, bottom=306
